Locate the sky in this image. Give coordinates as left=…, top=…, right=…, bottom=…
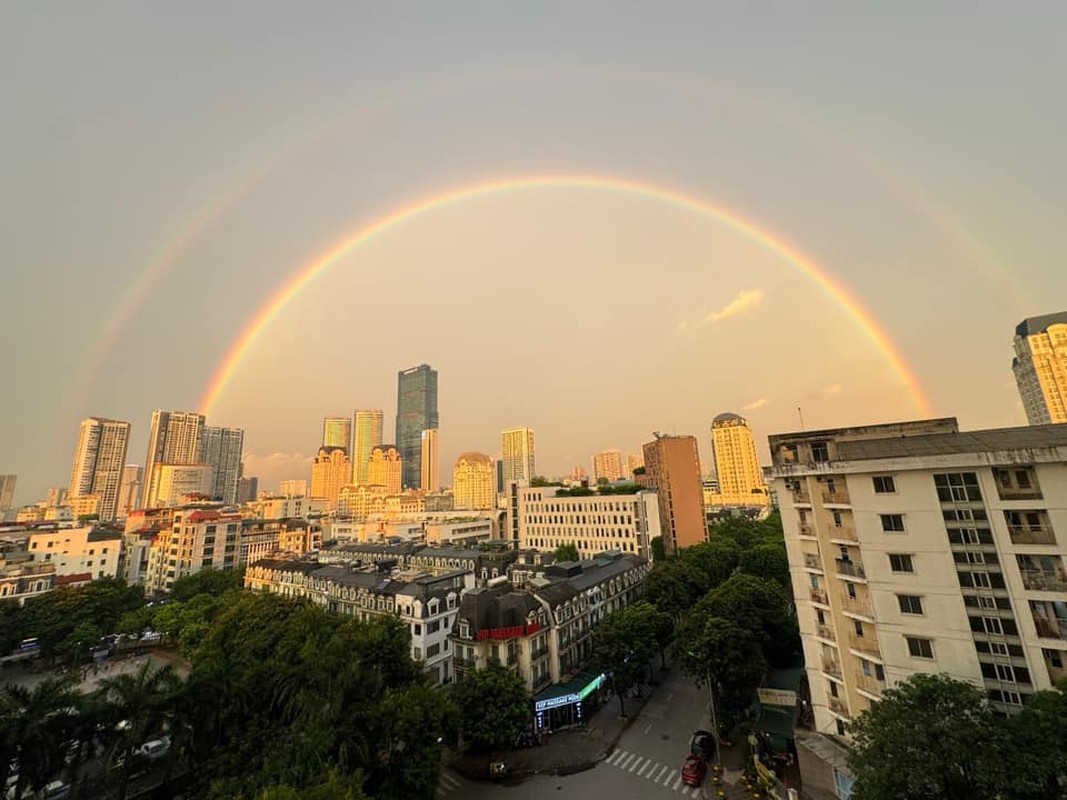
left=2, top=2, right=1065, bottom=504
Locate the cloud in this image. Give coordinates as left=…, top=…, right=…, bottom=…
left=742, top=398, right=767, bottom=411
left=705, top=289, right=765, bottom=322
left=241, top=452, right=314, bottom=491
left=821, top=384, right=843, bottom=396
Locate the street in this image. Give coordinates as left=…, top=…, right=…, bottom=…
left=441, top=669, right=710, bottom=799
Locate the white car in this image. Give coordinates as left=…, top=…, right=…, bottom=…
left=136, top=738, right=170, bottom=762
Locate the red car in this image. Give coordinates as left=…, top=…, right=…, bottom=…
left=682, top=754, right=707, bottom=786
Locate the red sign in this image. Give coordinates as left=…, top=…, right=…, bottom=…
left=476, top=622, right=541, bottom=641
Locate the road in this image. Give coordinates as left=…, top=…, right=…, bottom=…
left=438, top=669, right=710, bottom=800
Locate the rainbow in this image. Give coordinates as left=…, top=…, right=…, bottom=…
left=199, top=174, right=932, bottom=416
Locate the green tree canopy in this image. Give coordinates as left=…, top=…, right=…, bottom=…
left=738, top=542, right=791, bottom=590
left=679, top=539, right=740, bottom=590
left=452, top=661, right=530, bottom=751
left=642, top=559, right=708, bottom=620
left=1001, top=684, right=1067, bottom=800
left=591, top=604, right=658, bottom=717
left=697, top=574, right=799, bottom=666
left=553, top=542, right=579, bottom=562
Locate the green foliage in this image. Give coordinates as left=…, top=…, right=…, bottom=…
left=632, top=466, right=646, bottom=476
left=596, top=484, right=641, bottom=495
left=553, top=543, right=579, bottom=562
left=738, top=543, right=790, bottom=589
left=679, top=540, right=740, bottom=589
left=529, top=476, right=563, bottom=488
left=555, top=487, right=594, bottom=497
left=0, top=676, right=80, bottom=797
left=696, top=574, right=799, bottom=667
left=596, top=477, right=609, bottom=486
left=169, top=568, right=245, bottom=601
left=649, top=536, right=666, bottom=563
left=675, top=617, right=763, bottom=736
left=452, top=661, right=530, bottom=751
left=591, top=603, right=665, bottom=716
left=847, top=673, right=1006, bottom=800
left=255, top=771, right=369, bottom=800
left=1000, top=685, right=1067, bottom=800
left=641, top=559, right=708, bottom=619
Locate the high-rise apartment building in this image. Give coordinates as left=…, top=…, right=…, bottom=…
left=1013, top=312, right=1067, bottom=425
left=117, top=465, right=143, bottom=518
left=148, top=464, right=214, bottom=507
left=67, top=417, right=131, bottom=522
left=322, top=417, right=353, bottom=453
left=353, top=409, right=384, bottom=485
left=768, top=418, right=1067, bottom=740
left=279, top=479, right=308, bottom=497
left=201, top=426, right=244, bottom=504
left=501, top=428, right=536, bottom=485
left=709, top=412, right=769, bottom=506
left=592, top=449, right=626, bottom=483
left=397, top=365, right=438, bottom=489
left=453, top=452, right=495, bottom=510
left=626, top=454, right=644, bottom=479
left=310, top=447, right=351, bottom=511
left=236, top=475, right=259, bottom=504
left=642, top=434, right=705, bottom=553
left=0, top=475, right=17, bottom=513
left=366, top=445, right=403, bottom=494
left=421, top=429, right=440, bottom=492
left=142, top=411, right=205, bottom=507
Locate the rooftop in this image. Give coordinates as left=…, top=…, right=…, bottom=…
left=1016, top=311, right=1067, bottom=338
left=837, top=423, right=1067, bottom=461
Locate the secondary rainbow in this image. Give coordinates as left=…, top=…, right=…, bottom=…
left=199, top=174, right=932, bottom=416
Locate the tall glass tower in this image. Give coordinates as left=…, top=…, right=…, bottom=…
left=396, top=364, right=438, bottom=489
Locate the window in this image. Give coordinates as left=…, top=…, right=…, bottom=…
left=971, top=572, right=992, bottom=589
left=1045, top=648, right=1064, bottom=668
left=983, top=617, right=1004, bottom=635
left=426, top=643, right=440, bottom=658
left=978, top=596, right=998, bottom=610
left=872, top=475, right=896, bottom=494
left=811, top=442, right=829, bottom=463
left=934, top=472, right=982, bottom=502
left=898, top=595, right=924, bottom=615
left=906, top=637, right=934, bottom=659
left=853, top=620, right=864, bottom=636
left=1016, top=470, right=1032, bottom=489
left=889, top=553, right=914, bottom=573
left=413, top=623, right=422, bottom=635
left=881, top=514, right=905, bottom=532
left=428, top=620, right=441, bottom=634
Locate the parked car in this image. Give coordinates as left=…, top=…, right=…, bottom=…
left=39, top=781, right=71, bottom=800
left=681, top=754, right=707, bottom=787
left=690, top=730, right=715, bottom=761
left=136, top=738, right=170, bottom=762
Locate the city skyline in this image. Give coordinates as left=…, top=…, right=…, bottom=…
left=4, top=6, right=1067, bottom=505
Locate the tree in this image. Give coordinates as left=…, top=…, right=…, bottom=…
left=679, top=539, right=740, bottom=591
left=675, top=617, right=763, bottom=738
left=738, top=543, right=791, bottom=590
left=452, top=662, right=530, bottom=751
left=697, top=574, right=799, bottom=666
left=649, top=536, right=666, bottom=563
left=368, top=683, right=457, bottom=799
left=847, top=673, right=1006, bottom=800
left=0, top=676, right=80, bottom=798
left=591, top=605, right=657, bottom=717
left=553, top=543, right=579, bottom=562
left=1001, top=684, right=1067, bottom=799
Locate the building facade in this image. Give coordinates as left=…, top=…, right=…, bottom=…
left=201, top=426, right=244, bottom=504
left=592, top=450, right=626, bottom=483
left=1013, top=312, right=1067, bottom=425
left=142, top=411, right=205, bottom=508
left=0, top=557, right=55, bottom=603
left=322, top=416, right=353, bottom=453
left=26, top=525, right=122, bottom=580
left=278, top=479, right=308, bottom=498
left=353, top=409, right=384, bottom=486
left=397, top=365, right=439, bottom=489
left=502, top=428, right=536, bottom=485
left=147, top=464, right=213, bottom=508
left=453, top=452, right=495, bottom=510
left=366, top=445, right=403, bottom=494
left=709, top=412, right=770, bottom=507
left=421, top=428, right=440, bottom=492
left=769, top=417, right=1067, bottom=741
left=310, top=447, right=351, bottom=511
left=0, top=475, right=17, bottom=514
left=642, top=434, right=705, bottom=553
left=67, top=417, right=131, bottom=522
left=117, top=465, right=143, bottom=519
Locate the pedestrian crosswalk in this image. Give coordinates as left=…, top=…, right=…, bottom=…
left=436, top=769, right=462, bottom=796
left=605, top=748, right=704, bottom=796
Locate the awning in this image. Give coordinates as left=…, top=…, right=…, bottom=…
left=534, top=669, right=606, bottom=712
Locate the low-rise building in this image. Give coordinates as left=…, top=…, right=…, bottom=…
left=319, top=542, right=516, bottom=582
left=0, top=557, right=56, bottom=603
left=246, top=496, right=329, bottom=520
left=25, top=525, right=122, bottom=580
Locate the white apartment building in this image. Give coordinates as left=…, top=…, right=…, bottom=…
left=26, top=525, right=122, bottom=580
left=247, top=496, right=328, bottom=520
left=508, top=486, right=661, bottom=561
left=147, top=464, right=213, bottom=508
left=769, top=418, right=1067, bottom=741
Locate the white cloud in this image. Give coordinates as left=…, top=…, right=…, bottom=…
left=742, top=398, right=767, bottom=411
left=705, top=289, right=765, bottom=322
left=241, top=452, right=313, bottom=492
left=821, top=384, right=843, bottom=396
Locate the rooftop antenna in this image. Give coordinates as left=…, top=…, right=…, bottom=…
left=797, top=407, right=806, bottom=431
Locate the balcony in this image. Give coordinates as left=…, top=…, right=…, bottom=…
left=855, top=670, right=885, bottom=697
left=803, top=553, right=824, bottom=570
left=798, top=522, right=816, bottom=538
left=1008, top=525, right=1057, bottom=546
left=1021, top=569, right=1067, bottom=593
left=1033, top=616, right=1067, bottom=641
left=816, top=624, right=836, bottom=642
left=793, top=489, right=812, bottom=505
left=810, top=588, right=830, bottom=606
left=453, top=655, right=476, bottom=669
left=822, top=491, right=851, bottom=505
left=821, top=659, right=842, bottom=679
left=828, top=697, right=851, bottom=718
left=531, top=645, right=549, bottom=660
left=840, top=595, right=873, bottom=618
left=828, top=525, right=858, bottom=543
left=835, top=559, right=866, bottom=580
left=848, top=634, right=882, bottom=657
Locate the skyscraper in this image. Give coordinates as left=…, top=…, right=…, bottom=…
left=396, top=365, right=438, bottom=489
left=592, top=449, right=626, bottom=483
left=67, top=417, right=131, bottom=521
left=310, top=447, right=351, bottom=511
left=709, top=412, right=769, bottom=506
left=201, top=426, right=245, bottom=504
left=501, top=427, right=536, bottom=485
left=421, top=429, right=440, bottom=492
left=642, top=434, right=705, bottom=553
left=353, top=409, right=384, bottom=485
left=142, top=411, right=205, bottom=507
left=322, top=417, right=353, bottom=453
left=366, top=445, right=403, bottom=494
left=1013, top=312, right=1067, bottom=425
left=453, top=452, right=495, bottom=510
left=117, top=465, right=143, bottom=518
left=0, top=475, right=16, bottom=513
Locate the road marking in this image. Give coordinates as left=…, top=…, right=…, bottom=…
left=618, top=753, right=636, bottom=770
left=643, top=722, right=652, bottom=734
left=653, top=765, right=669, bottom=782
left=660, top=770, right=676, bottom=785
left=607, top=749, right=625, bottom=766
left=671, top=776, right=682, bottom=792
left=439, top=773, right=460, bottom=789
left=629, top=756, right=647, bottom=773
left=637, top=760, right=653, bottom=777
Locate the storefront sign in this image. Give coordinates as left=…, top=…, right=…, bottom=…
left=476, top=622, right=541, bottom=641
left=578, top=673, right=606, bottom=700
left=757, top=688, right=797, bottom=707
left=535, top=693, right=580, bottom=712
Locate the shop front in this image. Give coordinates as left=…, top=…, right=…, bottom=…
left=533, top=670, right=606, bottom=732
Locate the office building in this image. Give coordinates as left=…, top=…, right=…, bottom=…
left=421, top=428, right=440, bottom=492
left=117, top=465, right=143, bottom=518
left=397, top=365, right=439, bottom=489
left=201, top=426, right=244, bottom=504
left=147, top=464, right=213, bottom=507
left=353, top=409, right=384, bottom=485
left=1013, top=312, right=1067, bottom=425
left=310, top=447, right=351, bottom=511
left=278, top=479, right=308, bottom=497
left=592, top=449, right=626, bottom=483
left=322, top=416, right=353, bottom=453
left=142, top=411, right=205, bottom=507
left=236, top=475, right=259, bottom=504
left=510, top=485, right=661, bottom=561
left=67, top=417, right=131, bottom=522
left=453, top=452, right=495, bottom=510
left=0, top=475, right=16, bottom=513
left=768, top=418, right=1067, bottom=742
left=366, top=445, right=403, bottom=494
left=502, top=427, right=536, bottom=485
left=642, top=434, right=705, bottom=553
left=708, top=412, right=770, bottom=507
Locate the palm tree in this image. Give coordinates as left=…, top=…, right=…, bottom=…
left=95, top=660, right=182, bottom=800
left=65, top=690, right=109, bottom=800
left=0, top=676, right=80, bottom=799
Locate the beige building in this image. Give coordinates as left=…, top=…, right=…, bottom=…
left=117, top=465, right=143, bottom=519
left=278, top=479, right=308, bottom=498
left=67, top=417, right=131, bottom=521
left=708, top=412, right=770, bottom=507
left=0, top=557, right=55, bottom=603
left=642, top=434, right=705, bottom=553
left=353, top=409, right=384, bottom=485
left=453, top=452, right=495, bottom=510
left=26, top=525, right=122, bottom=580
left=1013, top=312, right=1067, bottom=425
left=421, top=429, right=440, bottom=492
left=0, top=475, right=16, bottom=514
left=501, top=428, right=536, bottom=485
left=310, top=446, right=351, bottom=510
left=146, top=464, right=213, bottom=508
left=769, top=418, right=1067, bottom=742
left=142, top=411, right=205, bottom=507
left=322, top=416, right=353, bottom=452
left=366, top=445, right=403, bottom=494
left=626, top=454, right=644, bottom=479
left=247, top=496, right=329, bottom=520
left=592, top=450, right=626, bottom=483
left=509, top=485, right=661, bottom=561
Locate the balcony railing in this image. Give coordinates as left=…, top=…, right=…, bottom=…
left=822, top=491, right=851, bottom=505
left=1021, top=569, right=1067, bottom=593
left=828, top=697, right=851, bottom=718
left=804, top=553, right=823, bottom=570
left=816, top=624, right=836, bottom=642
left=828, top=525, right=858, bottom=542
left=453, top=655, right=476, bottom=669
left=821, top=659, right=842, bottom=679
left=835, top=559, right=867, bottom=580
left=1008, top=525, right=1057, bottom=546
left=1033, top=616, right=1067, bottom=640
left=810, top=588, right=830, bottom=606
left=855, top=671, right=885, bottom=697
left=793, top=489, right=812, bottom=505
left=848, top=634, right=881, bottom=657
left=531, top=645, right=549, bottom=659
left=840, top=595, right=873, bottom=618
left=798, top=522, right=815, bottom=537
